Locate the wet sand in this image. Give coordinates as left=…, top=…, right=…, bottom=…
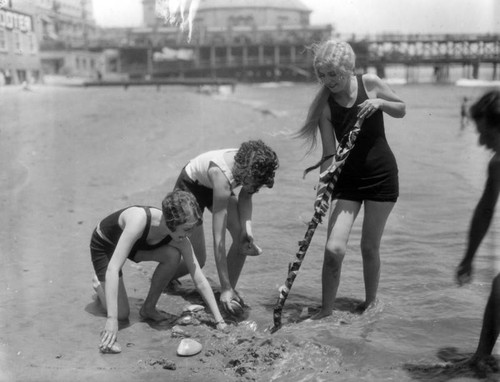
left=0, top=84, right=305, bottom=382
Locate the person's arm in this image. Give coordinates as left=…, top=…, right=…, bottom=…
left=207, top=165, right=236, bottom=309
left=176, top=238, right=227, bottom=329
left=100, top=208, right=145, bottom=350
left=237, top=187, right=253, bottom=243
left=457, top=158, right=500, bottom=285
left=359, top=73, right=406, bottom=119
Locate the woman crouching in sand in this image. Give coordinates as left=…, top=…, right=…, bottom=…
left=90, top=190, right=227, bottom=353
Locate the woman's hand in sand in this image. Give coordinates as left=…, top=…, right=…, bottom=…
left=216, top=320, right=228, bottom=330
left=100, top=317, right=118, bottom=351
left=220, top=289, right=241, bottom=314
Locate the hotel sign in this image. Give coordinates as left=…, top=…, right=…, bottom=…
left=0, top=9, right=33, bottom=32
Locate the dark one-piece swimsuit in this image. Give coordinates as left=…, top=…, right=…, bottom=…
left=90, top=206, right=172, bottom=281
left=328, top=75, right=399, bottom=202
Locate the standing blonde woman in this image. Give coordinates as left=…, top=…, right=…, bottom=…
left=297, top=40, right=406, bottom=318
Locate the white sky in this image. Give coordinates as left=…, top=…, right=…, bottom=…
left=92, top=0, right=499, bottom=35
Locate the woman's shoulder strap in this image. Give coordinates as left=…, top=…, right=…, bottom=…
left=135, top=206, right=151, bottom=241
left=357, top=74, right=368, bottom=101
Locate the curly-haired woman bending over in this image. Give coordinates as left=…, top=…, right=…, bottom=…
left=173, top=140, right=279, bottom=314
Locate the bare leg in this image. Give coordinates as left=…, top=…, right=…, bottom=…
left=226, top=196, right=246, bottom=288
left=135, top=246, right=182, bottom=321
left=93, top=274, right=105, bottom=305
left=313, top=199, right=361, bottom=319
left=171, top=224, right=207, bottom=279
left=469, top=274, right=500, bottom=371
left=356, top=200, right=395, bottom=312
left=92, top=275, right=130, bottom=320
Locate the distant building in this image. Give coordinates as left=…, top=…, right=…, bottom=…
left=0, top=4, right=40, bottom=84
left=12, top=0, right=102, bottom=79
left=99, top=0, right=332, bottom=81
left=144, top=0, right=312, bottom=30
left=139, top=0, right=329, bottom=46
left=13, top=0, right=98, bottom=47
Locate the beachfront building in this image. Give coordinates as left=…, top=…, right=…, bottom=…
left=99, top=0, right=332, bottom=81
left=11, top=0, right=102, bottom=80
left=0, top=4, right=40, bottom=85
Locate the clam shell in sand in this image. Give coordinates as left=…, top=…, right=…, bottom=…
left=176, top=338, right=202, bottom=356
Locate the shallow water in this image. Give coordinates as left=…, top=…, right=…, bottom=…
left=174, top=82, right=498, bottom=381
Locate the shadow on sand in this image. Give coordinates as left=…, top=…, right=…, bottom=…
left=403, top=347, right=499, bottom=381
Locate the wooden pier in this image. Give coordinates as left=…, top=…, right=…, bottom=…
left=99, top=33, right=499, bottom=84
left=355, top=34, right=500, bottom=82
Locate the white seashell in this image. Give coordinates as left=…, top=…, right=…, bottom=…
left=171, top=325, right=190, bottom=338
left=177, top=315, right=193, bottom=325
left=240, top=320, right=257, bottom=331
left=183, top=304, right=205, bottom=313
left=176, top=338, right=202, bottom=356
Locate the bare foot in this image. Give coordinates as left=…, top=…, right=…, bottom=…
left=468, top=355, right=500, bottom=378
left=308, top=310, right=332, bottom=321
left=139, top=307, right=172, bottom=322
left=92, top=274, right=101, bottom=292
left=92, top=274, right=107, bottom=309
left=163, top=279, right=182, bottom=294
left=355, top=300, right=376, bottom=313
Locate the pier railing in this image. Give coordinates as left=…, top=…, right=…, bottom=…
left=112, top=33, right=500, bottom=82
left=358, top=34, right=500, bottom=65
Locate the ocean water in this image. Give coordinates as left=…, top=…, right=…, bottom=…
left=179, top=82, right=498, bottom=381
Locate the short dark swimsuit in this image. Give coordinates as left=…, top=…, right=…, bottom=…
left=329, top=75, right=399, bottom=202
left=174, top=167, right=214, bottom=212
left=90, top=206, right=172, bottom=281
left=174, top=165, right=236, bottom=213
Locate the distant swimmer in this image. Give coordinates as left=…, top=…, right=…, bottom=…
left=90, top=190, right=226, bottom=354
left=460, top=96, right=469, bottom=130
left=456, top=90, right=500, bottom=377
left=21, top=81, right=32, bottom=91
left=172, top=140, right=279, bottom=315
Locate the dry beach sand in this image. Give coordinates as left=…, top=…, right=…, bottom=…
left=0, top=84, right=342, bottom=382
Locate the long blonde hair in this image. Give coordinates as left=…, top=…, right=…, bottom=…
left=296, top=40, right=356, bottom=154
